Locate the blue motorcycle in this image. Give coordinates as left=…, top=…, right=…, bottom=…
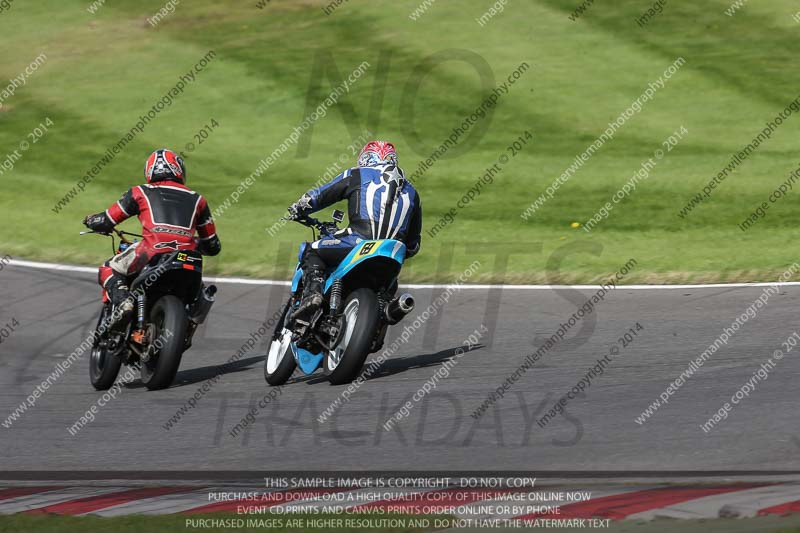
left=265, top=211, right=415, bottom=385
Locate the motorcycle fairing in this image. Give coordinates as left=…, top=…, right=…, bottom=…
left=291, top=264, right=303, bottom=293
left=291, top=240, right=405, bottom=294
left=292, top=343, right=324, bottom=374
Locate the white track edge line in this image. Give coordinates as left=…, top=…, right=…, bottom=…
left=8, top=258, right=800, bottom=290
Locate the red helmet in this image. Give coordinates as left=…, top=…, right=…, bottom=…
left=144, top=148, right=186, bottom=184
left=357, top=141, right=397, bottom=167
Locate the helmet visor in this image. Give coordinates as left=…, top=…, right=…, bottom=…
left=358, top=152, right=397, bottom=167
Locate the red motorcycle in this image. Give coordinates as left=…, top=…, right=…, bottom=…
left=81, top=229, right=216, bottom=390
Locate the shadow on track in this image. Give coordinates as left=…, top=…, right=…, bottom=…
left=287, top=344, right=484, bottom=385
left=369, top=344, right=484, bottom=380
left=123, top=355, right=265, bottom=389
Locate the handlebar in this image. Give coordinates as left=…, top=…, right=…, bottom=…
left=80, top=228, right=143, bottom=254
left=80, top=228, right=143, bottom=240
left=285, top=215, right=339, bottom=239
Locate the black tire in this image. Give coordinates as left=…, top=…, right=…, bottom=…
left=89, top=305, right=123, bottom=391
left=264, top=299, right=297, bottom=386
left=140, top=295, right=188, bottom=391
left=324, top=288, right=380, bottom=385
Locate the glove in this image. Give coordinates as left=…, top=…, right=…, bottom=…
left=287, top=193, right=312, bottom=220
left=83, top=213, right=113, bottom=233
left=286, top=203, right=301, bottom=221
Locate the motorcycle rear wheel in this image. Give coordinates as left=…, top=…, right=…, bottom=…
left=324, top=288, right=380, bottom=385
left=140, top=295, right=187, bottom=391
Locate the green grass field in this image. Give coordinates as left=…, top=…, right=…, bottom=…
left=1, top=0, right=799, bottom=283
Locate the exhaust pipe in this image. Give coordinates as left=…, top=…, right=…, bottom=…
left=189, top=284, right=217, bottom=325
left=385, top=293, right=415, bottom=325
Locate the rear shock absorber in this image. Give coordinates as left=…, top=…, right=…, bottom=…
left=136, top=291, right=146, bottom=329
left=329, top=279, right=342, bottom=313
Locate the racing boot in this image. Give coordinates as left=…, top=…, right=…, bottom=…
left=106, top=275, right=134, bottom=326
left=291, top=268, right=325, bottom=322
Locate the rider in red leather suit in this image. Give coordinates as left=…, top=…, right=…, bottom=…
left=83, top=149, right=221, bottom=311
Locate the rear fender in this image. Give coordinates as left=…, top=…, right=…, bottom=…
left=130, top=251, right=203, bottom=303
left=324, top=239, right=406, bottom=293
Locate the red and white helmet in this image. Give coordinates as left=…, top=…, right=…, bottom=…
left=357, top=141, right=397, bottom=167
left=145, top=148, right=186, bottom=184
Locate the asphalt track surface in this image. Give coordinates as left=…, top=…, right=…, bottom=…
left=1, top=263, right=799, bottom=473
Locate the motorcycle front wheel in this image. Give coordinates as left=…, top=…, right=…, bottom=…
left=265, top=298, right=297, bottom=386
left=89, top=304, right=123, bottom=391
left=324, top=288, right=380, bottom=385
